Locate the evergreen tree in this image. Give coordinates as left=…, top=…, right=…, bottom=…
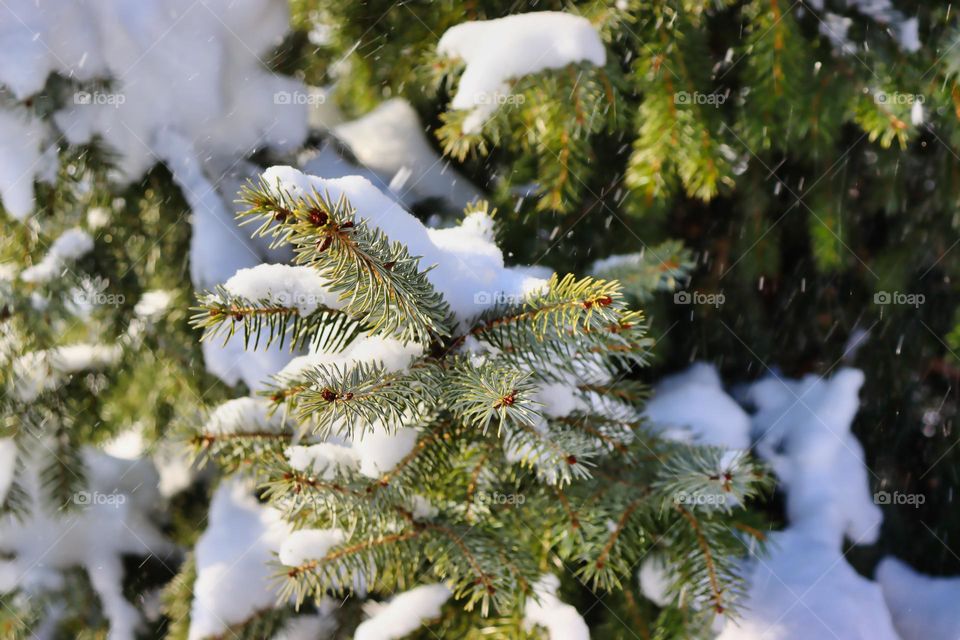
left=1, top=0, right=958, bottom=638
left=179, top=167, right=768, bottom=637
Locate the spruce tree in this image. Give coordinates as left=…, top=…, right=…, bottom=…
left=2, top=0, right=958, bottom=638
left=180, top=167, right=768, bottom=637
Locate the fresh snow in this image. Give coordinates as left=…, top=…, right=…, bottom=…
left=0, top=0, right=307, bottom=218
left=0, top=439, right=16, bottom=508
left=354, top=583, right=452, bottom=640
left=715, top=529, right=897, bottom=640
left=149, top=105, right=301, bottom=392
left=133, top=289, right=173, bottom=319
left=638, top=555, right=673, bottom=608
left=749, top=368, right=881, bottom=546
left=351, top=424, right=420, bottom=478
left=12, top=343, right=121, bottom=401
left=202, top=397, right=290, bottom=435
left=285, top=443, right=359, bottom=478
left=409, top=494, right=439, bottom=521
left=523, top=574, right=590, bottom=640
left=188, top=479, right=291, bottom=640
left=644, top=363, right=752, bottom=449
left=640, top=365, right=900, bottom=639
left=876, top=557, right=960, bottom=640
left=223, top=263, right=339, bottom=315
left=813, top=0, right=922, bottom=53
left=0, top=445, right=172, bottom=640
left=273, top=610, right=339, bottom=640
left=278, top=528, right=345, bottom=567
left=275, top=335, right=423, bottom=383
left=0, top=0, right=310, bottom=393
left=438, top=12, right=606, bottom=132
left=0, top=107, right=55, bottom=219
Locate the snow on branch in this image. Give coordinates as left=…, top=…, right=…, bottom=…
left=438, top=11, right=607, bottom=132
left=20, top=228, right=93, bottom=284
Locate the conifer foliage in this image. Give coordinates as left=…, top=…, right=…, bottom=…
left=6, top=0, right=957, bottom=638
left=184, top=170, right=768, bottom=636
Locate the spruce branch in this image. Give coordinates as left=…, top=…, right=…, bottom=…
left=676, top=505, right=726, bottom=614
left=283, top=360, right=439, bottom=439
left=237, top=179, right=452, bottom=343
left=262, top=424, right=463, bottom=528
left=468, top=274, right=627, bottom=343
left=444, top=359, right=541, bottom=433
left=282, top=509, right=537, bottom=616
left=160, top=554, right=196, bottom=640
left=0, top=444, right=30, bottom=521
left=191, top=430, right=293, bottom=474
left=191, top=287, right=362, bottom=352
left=278, top=526, right=425, bottom=607
left=41, top=430, right=86, bottom=512
left=645, top=504, right=756, bottom=619
left=481, top=312, right=652, bottom=381
left=653, top=447, right=769, bottom=515
left=575, top=494, right=654, bottom=591
left=0, top=593, right=40, bottom=640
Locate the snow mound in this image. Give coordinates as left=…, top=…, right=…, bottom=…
left=351, top=424, right=420, bottom=479
left=188, top=479, right=291, bottom=640
left=278, top=528, right=345, bottom=567
left=876, top=557, right=960, bottom=640
left=274, top=610, right=339, bottom=640
left=717, top=530, right=898, bottom=640
left=643, top=362, right=751, bottom=449
left=224, top=263, right=339, bottom=315
left=202, top=397, right=289, bottom=435
left=355, top=583, right=451, bottom=640
left=717, top=368, right=891, bottom=639
left=752, top=368, right=880, bottom=546
left=20, top=227, right=93, bottom=283
left=523, top=574, right=590, bottom=640
left=276, top=335, right=422, bottom=382
left=286, top=443, right=359, bottom=478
